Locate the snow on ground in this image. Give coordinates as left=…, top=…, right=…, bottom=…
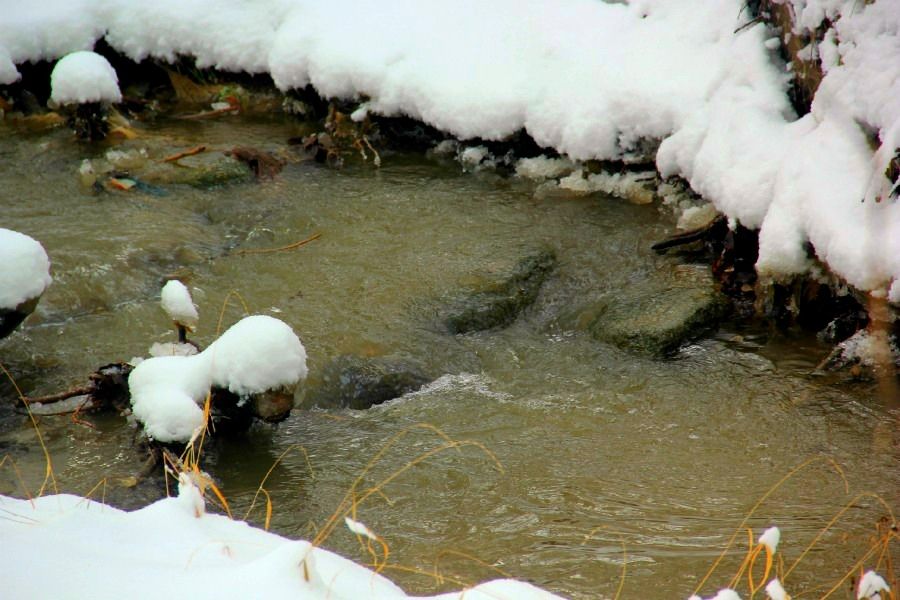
left=2, top=1, right=898, bottom=297
left=2, top=1, right=900, bottom=295
left=0, top=479, right=563, bottom=600
left=0, top=228, right=52, bottom=310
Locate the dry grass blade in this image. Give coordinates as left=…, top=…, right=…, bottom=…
left=261, top=488, right=273, bottom=531
left=693, top=457, right=847, bottom=597
left=311, top=423, right=502, bottom=552
left=582, top=525, right=628, bottom=600
left=215, top=290, right=252, bottom=337
left=727, top=529, right=756, bottom=590
left=77, top=478, right=108, bottom=506
left=433, top=549, right=512, bottom=582
left=204, top=477, right=233, bottom=518
left=784, top=491, right=898, bottom=581
left=819, top=540, right=885, bottom=599
left=0, top=361, right=57, bottom=496
left=235, top=232, right=322, bottom=256
left=176, top=105, right=239, bottom=120
left=0, top=454, right=33, bottom=503
left=377, top=563, right=468, bottom=588
left=161, top=145, right=207, bottom=162
left=244, top=444, right=314, bottom=522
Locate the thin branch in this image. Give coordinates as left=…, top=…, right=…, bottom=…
left=235, top=232, right=322, bottom=256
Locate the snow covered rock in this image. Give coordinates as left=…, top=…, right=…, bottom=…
left=129, top=315, right=307, bottom=443
left=50, top=50, right=121, bottom=106
left=0, top=228, right=52, bottom=338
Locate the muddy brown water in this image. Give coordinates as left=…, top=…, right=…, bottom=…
left=1, top=116, right=897, bottom=599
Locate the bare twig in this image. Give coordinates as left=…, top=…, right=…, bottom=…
left=176, top=105, right=239, bottom=120
left=161, top=145, right=207, bottom=162
left=235, top=232, right=322, bottom=256
left=20, top=385, right=93, bottom=406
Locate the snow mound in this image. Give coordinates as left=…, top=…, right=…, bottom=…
left=0, top=228, right=52, bottom=310
left=160, top=280, right=199, bottom=330
left=206, top=315, right=308, bottom=397
left=0, top=484, right=564, bottom=600
left=50, top=50, right=122, bottom=105
left=129, top=315, right=307, bottom=443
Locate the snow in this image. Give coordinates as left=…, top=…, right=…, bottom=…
left=0, top=483, right=564, bottom=600
left=206, top=315, right=308, bottom=397
left=160, top=280, right=199, bottom=330
left=3, top=0, right=900, bottom=295
left=0, top=228, right=52, bottom=311
left=765, top=579, right=788, bottom=600
left=758, top=526, right=780, bottom=552
left=129, top=315, right=307, bottom=443
left=857, top=570, right=891, bottom=599
left=49, top=50, right=122, bottom=106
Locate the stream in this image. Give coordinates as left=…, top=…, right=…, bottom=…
left=1, top=115, right=897, bottom=598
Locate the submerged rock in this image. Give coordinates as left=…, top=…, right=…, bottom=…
left=442, top=248, right=557, bottom=334
left=146, top=152, right=253, bottom=188
left=305, top=354, right=431, bottom=410
left=587, top=265, right=729, bottom=355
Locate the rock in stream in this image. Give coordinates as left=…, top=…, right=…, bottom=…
left=303, top=354, right=432, bottom=410
left=586, top=265, right=729, bottom=355
left=441, top=247, right=557, bottom=334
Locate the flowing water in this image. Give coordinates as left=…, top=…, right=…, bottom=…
left=1, top=116, right=897, bottom=598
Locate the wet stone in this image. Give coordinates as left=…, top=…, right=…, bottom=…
left=442, top=248, right=557, bottom=334
left=0, top=296, right=40, bottom=340
left=587, top=265, right=729, bottom=356
left=305, top=355, right=431, bottom=410
left=146, top=153, right=253, bottom=188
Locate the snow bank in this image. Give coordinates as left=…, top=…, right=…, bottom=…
left=50, top=50, right=121, bottom=105
left=2, top=0, right=900, bottom=296
left=0, top=484, right=563, bottom=600
left=0, top=228, right=52, bottom=310
left=129, top=315, right=307, bottom=442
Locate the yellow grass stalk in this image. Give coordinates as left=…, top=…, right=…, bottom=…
left=582, top=525, right=628, bottom=600
left=693, top=457, right=847, bottom=597
left=0, top=360, right=57, bottom=497
left=0, top=454, right=33, bottom=503
left=784, top=492, right=897, bottom=582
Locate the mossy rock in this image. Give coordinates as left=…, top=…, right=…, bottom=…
left=588, top=265, right=729, bottom=355
left=304, top=355, right=431, bottom=410
left=142, top=153, right=252, bottom=189
left=443, top=248, right=557, bottom=334
left=0, top=296, right=40, bottom=340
